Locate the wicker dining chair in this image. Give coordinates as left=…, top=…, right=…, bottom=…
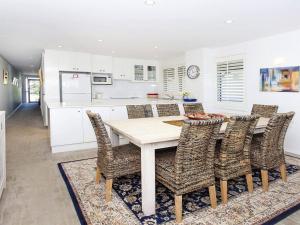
left=250, top=112, right=295, bottom=192
left=86, top=111, right=141, bottom=202
left=156, top=104, right=180, bottom=117
left=183, top=103, right=204, bottom=114
left=126, top=104, right=153, bottom=119
left=155, top=118, right=224, bottom=223
left=214, top=115, right=258, bottom=204
left=251, top=104, right=278, bottom=118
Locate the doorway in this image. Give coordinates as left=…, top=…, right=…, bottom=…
left=27, top=79, right=40, bottom=103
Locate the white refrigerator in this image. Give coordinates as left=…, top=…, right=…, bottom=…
left=60, top=72, right=91, bottom=102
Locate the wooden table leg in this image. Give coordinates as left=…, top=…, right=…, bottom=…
left=141, top=144, right=156, bottom=216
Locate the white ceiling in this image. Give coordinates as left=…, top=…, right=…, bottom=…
left=1, top=0, right=300, bottom=73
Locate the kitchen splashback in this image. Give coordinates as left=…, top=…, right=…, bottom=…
left=92, top=79, right=159, bottom=99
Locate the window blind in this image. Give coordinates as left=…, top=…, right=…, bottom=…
left=163, top=68, right=176, bottom=92
left=217, top=59, right=244, bottom=102
left=177, top=66, right=185, bottom=92
left=163, top=66, right=185, bottom=93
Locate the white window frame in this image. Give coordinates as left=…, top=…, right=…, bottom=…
left=162, top=65, right=186, bottom=95
left=215, top=54, right=247, bottom=111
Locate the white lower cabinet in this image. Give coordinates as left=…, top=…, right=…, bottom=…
left=50, top=106, right=130, bottom=152
left=83, top=107, right=111, bottom=143
left=0, top=112, right=6, bottom=199
left=83, top=106, right=129, bottom=144
left=110, top=106, right=128, bottom=120
left=50, top=108, right=84, bottom=146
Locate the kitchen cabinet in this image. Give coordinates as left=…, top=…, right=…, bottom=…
left=113, top=57, right=133, bottom=80
left=59, top=51, right=91, bottom=72
left=110, top=106, right=128, bottom=120
left=147, top=65, right=157, bottom=81
left=83, top=106, right=128, bottom=144
left=0, top=112, right=6, bottom=199
left=50, top=108, right=84, bottom=146
left=132, top=60, right=159, bottom=82
left=91, top=55, right=112, bottom=73
left=83, top=107, right=111, bottom=143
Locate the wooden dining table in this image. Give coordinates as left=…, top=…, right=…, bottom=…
left=104, top=115, right=269, bottom=216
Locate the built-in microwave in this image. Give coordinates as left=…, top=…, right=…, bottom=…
left=91, top=73, right=113, bottom=85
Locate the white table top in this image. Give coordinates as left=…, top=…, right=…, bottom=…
left=105, top=116, right=269, bottom=145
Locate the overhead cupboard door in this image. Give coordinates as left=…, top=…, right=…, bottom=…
left=217, top=58, right=244, bottom=102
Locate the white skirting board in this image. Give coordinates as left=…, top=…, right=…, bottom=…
left=52, top=138, right=129, bottom=153
left=6, top=103, right=22, bottom=120
left=285, top=151, right=300, bottom=159
left=52, top=142, right=97, bottom=153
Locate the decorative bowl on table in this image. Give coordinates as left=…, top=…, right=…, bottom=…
left=183, top=98, right=197, bottom=102
left=185, top=112, right=226, bottom=120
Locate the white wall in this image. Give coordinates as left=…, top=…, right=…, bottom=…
left=92, top=80, right=158, bottom=99
left=184, top=29, right=300, bottom=155
left=0, top=56, right=22, bottom=117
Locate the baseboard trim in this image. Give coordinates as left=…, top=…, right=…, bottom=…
left=285, top=152, right=300, bottom=159
left=6, top=103, right=22, bottom=120
left=52, top=142, right=97, bottom=153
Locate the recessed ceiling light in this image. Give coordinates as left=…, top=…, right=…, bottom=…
left=225, top=19, right=233, bottom=24
left=154, top=46, right=158, bottom=49
left=111, top=50, right=115, bottom=54
left=58, top=45, right=63, bottom=48
left=144, top=0, right=155, bottom=6
left=98, top=39, right=103, bottom=42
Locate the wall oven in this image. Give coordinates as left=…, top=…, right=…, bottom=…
left=92, top=73, right=113, bottom=85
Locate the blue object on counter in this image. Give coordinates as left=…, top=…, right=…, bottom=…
left=183, top=98, right=197, bottom=102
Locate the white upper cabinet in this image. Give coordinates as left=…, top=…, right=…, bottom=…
left=112, top=57, right=133, bottom=80
left=91, top=55, right=113, bottom=73
left=133, top=59, right=159, bottom=82
left=59, top=51, right=91, bottom=72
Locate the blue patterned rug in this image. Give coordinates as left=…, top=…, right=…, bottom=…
left=58, top=158, right=300, bottom=225
left=111, top=165, right=299, bottom=224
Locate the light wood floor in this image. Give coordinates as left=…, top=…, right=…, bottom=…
left=0, top=103, right=299, bottom=225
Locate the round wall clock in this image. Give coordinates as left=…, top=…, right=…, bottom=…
left=187, top=65, right=200, bottom=79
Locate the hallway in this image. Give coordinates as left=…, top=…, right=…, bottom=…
left=0, top=104, right=95, bottom=225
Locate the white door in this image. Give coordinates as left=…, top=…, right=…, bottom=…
left=83, top=107, right=111, bottom=143
left=50, top=108, right=84, bottom=146
left=61, top=73, right=91, bottom=94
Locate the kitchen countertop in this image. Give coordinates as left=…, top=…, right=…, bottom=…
left=46, top=98, right=192, bottom=109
